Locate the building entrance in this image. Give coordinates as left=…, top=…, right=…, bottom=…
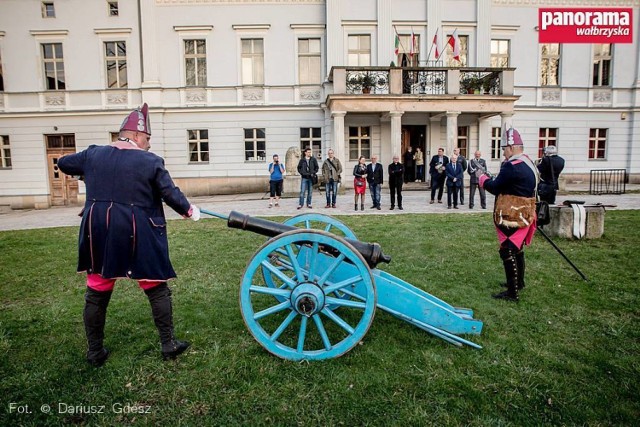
left=45, top=134, right=78, bottom=206
left=401, top=125, right=427, bottom=182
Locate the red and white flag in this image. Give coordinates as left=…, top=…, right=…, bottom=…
left=432, top=29, right=440, bottom=60
left=448, top=29, right=461, bottom=62
left=409, top=29, right=416, bottom=57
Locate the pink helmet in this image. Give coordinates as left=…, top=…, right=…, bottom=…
left=500, top=126, right=523, bottom=148
left=120, top=103, right=151, bottom=135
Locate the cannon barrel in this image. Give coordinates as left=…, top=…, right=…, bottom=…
left=227, top=211, right=391, bottom=267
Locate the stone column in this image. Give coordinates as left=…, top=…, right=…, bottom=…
left=500, top=112, right=513, bottom=131
left=139, top=0, right=160, bottom=87
left=377, top=0, right=392, bottom=66
left=332, top=111, right=347, bottom=164
left=446, top=111, right=460, bottom=155
left=326, top=0, right=342, bottom=75
left=390, top=111, right=403, bottom=158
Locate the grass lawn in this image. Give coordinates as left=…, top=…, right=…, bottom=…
left=1, top=211, right=638, bottom=426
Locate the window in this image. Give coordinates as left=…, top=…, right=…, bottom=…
left=491, top=127, right=502, bottom=160
left=347, top=35, right=371, bottom=66
left=0, top=136, right=11, bottom=168
left=42, top=2, right=55, bottom=18
left=396, top=34, right=420, bottom=67
left=538, top=128, right=558, bottom=158
left=46, top=134, right=75, bottom=149
left=108, top=1, right=119, bottom=16
left=300, top=128, right=322, bottom=160
left=42, top=43, right=65, bottom=90
left=110, top=132, right=119, bottom=142
left=298, top=38, right=321, bottom=84
left=188, top=130, right=209, bottom=163
left=457, top=127, right=469, bottom=159
left=348, top=126, right=371, bottom=160
left=541, top=43, right=560, bottom=86
left=242, top=39, right=264, bottom=85
left=491, top=39, right=509, bottom=68
left=185, top=39, right=207, bottom=86
left=588, top=128, right=607, bottom=160
left=244, top=128, right=266, bottom=161
left=105, top=41, right=127, bottom=88
left=444, top=34, right=468, bottom=67
left=0, top=50, right=4, bottom=91
left=593, top=44, right=611, bottom=87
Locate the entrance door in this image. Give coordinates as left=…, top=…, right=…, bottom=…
left=46, top=134, right=78, bottom=206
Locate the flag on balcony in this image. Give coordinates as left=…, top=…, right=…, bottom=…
left=409, top=29, right=416, bottom=57
left=394, top=33, right=400, bottom=56
left=447, top=29, right=461, bottom=62
left=432, top=29, right=440, bottom=60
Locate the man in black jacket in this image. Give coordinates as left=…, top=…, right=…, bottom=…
left=388, top=155, right=404, bottom=210
left=297, top=147, right=319, bottom=209
left=403, top=146, right=415, bottom=183
left=429, top=147, right=449, bottom=204
left=366, top=155, right=384, bottom=210
left=537, top=145, right=565, bottom=204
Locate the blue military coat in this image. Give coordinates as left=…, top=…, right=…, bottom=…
left=58, top=144, right=191, bottom=281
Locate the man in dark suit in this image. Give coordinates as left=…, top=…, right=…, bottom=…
left=366, top=155, right=384, bottom=210
left=453, top=148, right=468, bottom=205
left=445, top=155, right=464, bottom=209
left=429, top=147, right=449, bottom=204
left=403, top=146, right=415, bottom=183
left=388, top=155, right=404, bottom=210
left=467, top=150, right=488, bottom=209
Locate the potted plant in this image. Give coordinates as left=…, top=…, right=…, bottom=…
left=358, top=73, right=377, bottom=94
left=460, top=75, right=480, bottom=94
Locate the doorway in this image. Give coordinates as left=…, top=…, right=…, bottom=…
left=45, top=134, right=78, bottom=206
left=401, top=125, right=427, bottom=181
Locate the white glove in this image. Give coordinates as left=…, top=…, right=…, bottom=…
left=190, top=204, right=201, bottom=221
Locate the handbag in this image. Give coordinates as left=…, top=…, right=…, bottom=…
left=355, top=180, right=364, bottom=187
left=536, top=201, right=551, bottom=226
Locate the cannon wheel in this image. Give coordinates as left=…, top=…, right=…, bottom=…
left=262, top=214, right=357, bottom=301
left=283, top=213, right=357, bottom=239
left=240, top=229, right=376, bottom=361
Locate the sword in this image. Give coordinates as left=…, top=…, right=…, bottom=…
left=537, top=226, right=588, bottom=281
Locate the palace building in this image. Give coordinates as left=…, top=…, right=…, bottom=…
left=0, top=0, right=638, bottom=208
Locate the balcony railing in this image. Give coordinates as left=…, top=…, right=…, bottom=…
left=330, top=66, right=515, bottom=96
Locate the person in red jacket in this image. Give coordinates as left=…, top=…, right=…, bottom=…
left=58, top=104, right=199, bottom=366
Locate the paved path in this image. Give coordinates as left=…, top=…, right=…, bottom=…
left=1, top=185, right=638, bottom=231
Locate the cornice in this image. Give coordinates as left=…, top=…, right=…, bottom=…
left=29, top=30, right=69, bottom=37
left=157, top=0, right=324, bottom=5
left=94, top=28, right=133, bottom=35
left=493, top=0, right=639, bottom=6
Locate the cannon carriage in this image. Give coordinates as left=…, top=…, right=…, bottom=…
left=203, top=210, right=483, bottom=361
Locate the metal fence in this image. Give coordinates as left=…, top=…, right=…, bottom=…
left=589, top=169, right=627, bottom=195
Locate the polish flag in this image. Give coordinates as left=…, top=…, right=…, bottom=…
left=432, top=30, right=440, bottom=60
left=448, top=29, right=461, bottom=62
left=409, top=29, right=416, bottom=58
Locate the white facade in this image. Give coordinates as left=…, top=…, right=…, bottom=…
left=0, top=0, right=638, bottom=208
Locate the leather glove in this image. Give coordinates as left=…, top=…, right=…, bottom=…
left=189, top=204, right=201, bottom=221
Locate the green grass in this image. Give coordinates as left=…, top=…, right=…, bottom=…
left=1, top=212, right=639, bottom=426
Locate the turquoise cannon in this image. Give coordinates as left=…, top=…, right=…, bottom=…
left=203, top=210, right=483, bottom=361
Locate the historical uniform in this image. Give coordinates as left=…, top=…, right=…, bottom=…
left=479, top=127, right=538, bottom=301
left=537, top=145, right=565, bottom=204
left=58, top=104, right=197, bottom=365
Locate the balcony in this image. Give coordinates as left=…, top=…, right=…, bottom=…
left=330, top=66, right=515, bottom=96
left=326, top=66, right=518, bottom=115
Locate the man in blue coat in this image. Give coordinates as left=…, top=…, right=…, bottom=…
left=58, top=104, right=200, bottom=366
left=445, top=155, right=464, bottom=209
left=478, top=127, right=538, bottom=302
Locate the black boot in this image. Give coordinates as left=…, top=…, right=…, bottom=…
left=515, top=250, right=526, bottom=290
left=84, top=288, right=112, bottom=367
left=145, top=283, right=191, bottom=360
left=493, top=248, right=519, bottom=302
left=360, top=204, right=364, bottom=211
left=354, top=203, right=358, bottom=211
